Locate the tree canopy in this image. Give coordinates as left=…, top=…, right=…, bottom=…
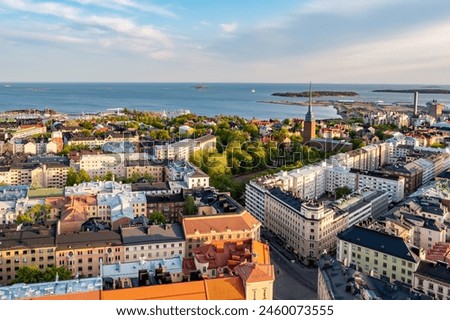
left=13, top=266, right=72, bottom=284
left=149, top=211, right=166, bottom=224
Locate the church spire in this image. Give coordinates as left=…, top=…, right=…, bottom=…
left=305, top=81, right=314, bottom=122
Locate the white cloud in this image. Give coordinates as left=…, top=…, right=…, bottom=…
left=220, top=22, right=237, bottom=33
left=0, top=0, right=173, bottom=58
left=300, top=0, right=402, bottom=15
left=71, top=0, right=177, bottom=17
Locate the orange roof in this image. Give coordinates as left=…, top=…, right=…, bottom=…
left=205, top=277, right=245, bottom=300
left=252, top=241, right=271, bottom=265
left=25, top=278, right=248, bottom=300
left=183, top=211, right=260, bottom=236
left=234, top=263, right=275, bottom=283
left=193, top=239, right=253, bottom=270
left=426, top=242, right=450, bottom=264
left=102, top=280, right=208, bottom=300
left=45, top=196, right=69, bottom=208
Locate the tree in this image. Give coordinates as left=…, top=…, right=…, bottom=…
left=42, top=266, right=72, bottom=282
left=335, top=186, right=352, bottom=199
left=242, top=123, right=259, bottom=139
left=16, top=204, right=51, bottom=224
left=66, top=168, right=91, bottom=186
left=149, top=211, right=166, bottom=224
left=66, top=167, right=77, bottom=186
left=185, top=195, right=197, bottom=215
left=13, top=266, right=72, bottom=284
left=431, top=142, right=446, bottom=149
left=76, top=169, right=91, bottom=184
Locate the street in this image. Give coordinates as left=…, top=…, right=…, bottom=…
left=261, top=229, right=318, bottom=300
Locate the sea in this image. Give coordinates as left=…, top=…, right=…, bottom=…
left=1, top=83, right=450, bottom=120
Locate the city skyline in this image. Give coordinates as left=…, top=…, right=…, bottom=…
left=1, top=0, right=450, bottom=83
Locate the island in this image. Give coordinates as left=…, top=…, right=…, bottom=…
left=373, top=89, right=450, bottom=94
left=272, top=91, right=358, bottom=98
left=193, top=84, right=208, bottom=89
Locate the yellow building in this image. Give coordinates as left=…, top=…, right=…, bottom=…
left=336, top=225, right=421, bottom=285
left=56, top=231, right=123, bottom=278
left=0, top=224, right=56, bottom=286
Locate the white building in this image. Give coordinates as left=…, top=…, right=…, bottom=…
left=166, top=161, right=209, bottom=189
left=97, top=191, right=147, bottom=224
left=288, top=163, right=327, bottom=200
left=65, top=181, right=132, bottom=196
left=413, top=158, right=435, bottom=185
left=121, top=223, right=186, bottom=261
left=102, top=255, right=184, bottom=287
left=245, top=181, right=267, bottom=223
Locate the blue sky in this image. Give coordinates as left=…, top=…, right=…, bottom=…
left=1, top=0, right=450, bottom=83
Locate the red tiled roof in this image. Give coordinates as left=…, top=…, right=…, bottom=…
left=183, top=211, right=260, bottom=236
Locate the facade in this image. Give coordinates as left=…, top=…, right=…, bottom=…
left=265, top=188, right=348, bottom=264
left=336, top=225, right=421, bottom=285
left=0, top=224, right=56, bottom=286
left=146, top=193, right=185, bottom=223
left=121, top=223, right=185, bottom=261
left=318, top=255, right=430, bottom=300
left=383, top=163, right=423, bottom=196
left=97, top=191, right=147, bottom=227
left=352, top=170, right=405, bottom=203
left=56, top=231, right=123, bottom=278
left=125, top=160, right=166, bottom=182
left=245, top=180, right=267, bottom=223
left=0, top=163, right=69, bottom=188
left=166, top=161, right=209, bottom=189
left=413, top=260, right=450, bottom=300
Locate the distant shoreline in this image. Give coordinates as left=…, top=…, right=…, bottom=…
left=272, top=91, right=358, bottom=98
left=373, top=89, right=450, bottom=94
left=257, top=100, right=332, bottom=107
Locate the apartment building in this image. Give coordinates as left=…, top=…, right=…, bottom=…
left=245, top=180, right=267, bottom=223
left=78, top=154, right=125, bottom=178
left=166, top=161, right=209, bottom=189
left=383, top=163, right=423, bottom=195
left=125, top=160, right=166, bottom=182
left=182, top=210, right=261, bottom=257
left=97, top=191, right=147, bottom=228
left=146, top=193, right=185, bottom=223
left=0, top=224, right=56, bottom=286
left=68, top=132, right=139, bottom=149
left=11, top=124, right=46, bottom=139
left=318, top=255, right=429, bottom=300
left=352, top=170, right=405, bottom=203
left=56, top=230, right=123, bottom=278
left=336, top=225, right=421, bottom=285
left=414, top=261, right=450, bottom=300
left=121, top=223, right=185, bottom=261
left=153, top=135, right=217, bottom=162
left=64, top=181, right=132, bottom=197
left=265, top=188, right=348, bottom=265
